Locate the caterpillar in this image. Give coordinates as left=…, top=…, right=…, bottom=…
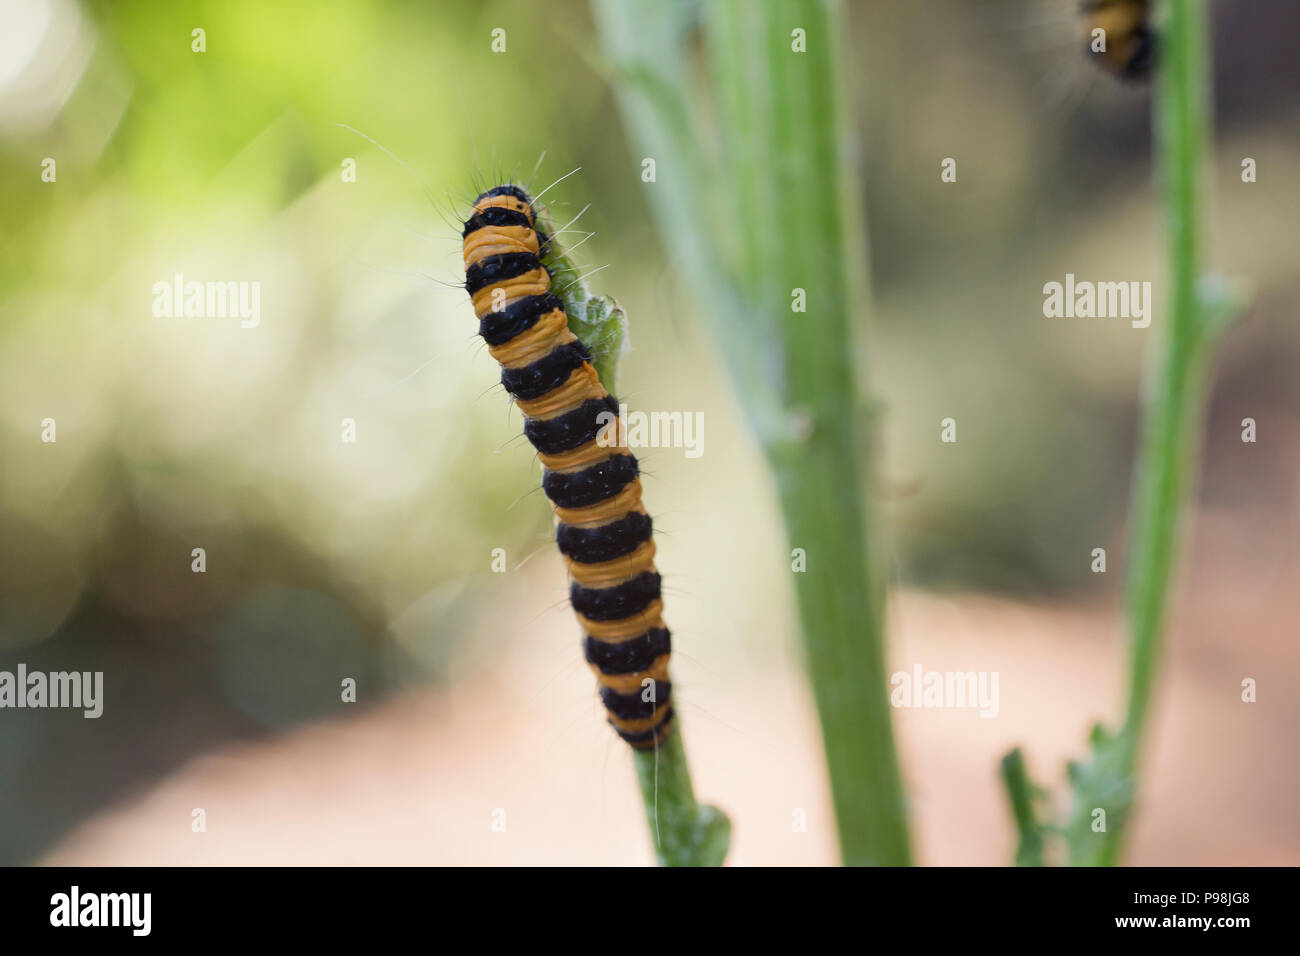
left=1080, top=0, right=1153, bottom=80
left=462, top=184, right=672, bottom=750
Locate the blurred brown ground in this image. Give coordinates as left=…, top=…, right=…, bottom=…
left=39, top=499, right=1300, bottom=866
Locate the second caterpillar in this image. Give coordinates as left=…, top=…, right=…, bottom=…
left=462, top=184, right=673, bottom=750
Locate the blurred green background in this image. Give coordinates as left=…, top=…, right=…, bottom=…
left=1, top=0, right=1297, bottom=864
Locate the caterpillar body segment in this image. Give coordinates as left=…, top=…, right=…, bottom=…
left=1081, top=0, right=1153, bottom=80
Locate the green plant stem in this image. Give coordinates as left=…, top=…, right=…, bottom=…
left=1089, top=0, right=1215, bottom=865
left=595, top=0, right=910, bottom=865
left=712, top=0, right=907, bottom=867
left=632, top=730, right=731, bottom=866
left=768, top=439, right=909, bottom=866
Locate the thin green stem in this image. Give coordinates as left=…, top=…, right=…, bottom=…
left=632, top=729, right=730, bottom=867
left=1002, top=0, right=1223, bottom=867
left=1122, top=0, right=1211, bottom=744
left=1086, top=0, right=1216, bottom=866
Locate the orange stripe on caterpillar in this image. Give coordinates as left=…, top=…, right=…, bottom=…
left=577, top=601, right=664, bottom=640
left=463, top=225, right=540, bottom=269
left=607, top=706, right=672, bottom=735
left=551, top=478, right=642, bottom=525
left=470, top=269, right=551, bottom=317
left=537, top=417, right=625, bottom=471
left=470, top=194, right=535, bottom=222
left=489, top=310, right=574, bottom=369
left=513, top=363, right=606, bottom=419
left=591, top=655, right=671, bottom=694
left=565, top=540, right=657, bottom=590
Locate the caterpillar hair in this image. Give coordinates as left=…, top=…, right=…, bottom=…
left=1081, top=0, right=1153, bottom=80
left=462, top=183, right=672, bottom=750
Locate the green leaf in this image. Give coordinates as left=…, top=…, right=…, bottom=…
left=535, top=206, right=628, bottom=392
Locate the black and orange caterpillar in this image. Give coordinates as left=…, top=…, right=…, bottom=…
left=462, top=184, right=672, bottom=750
left=1081, top=0, right=1153, bottom=80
